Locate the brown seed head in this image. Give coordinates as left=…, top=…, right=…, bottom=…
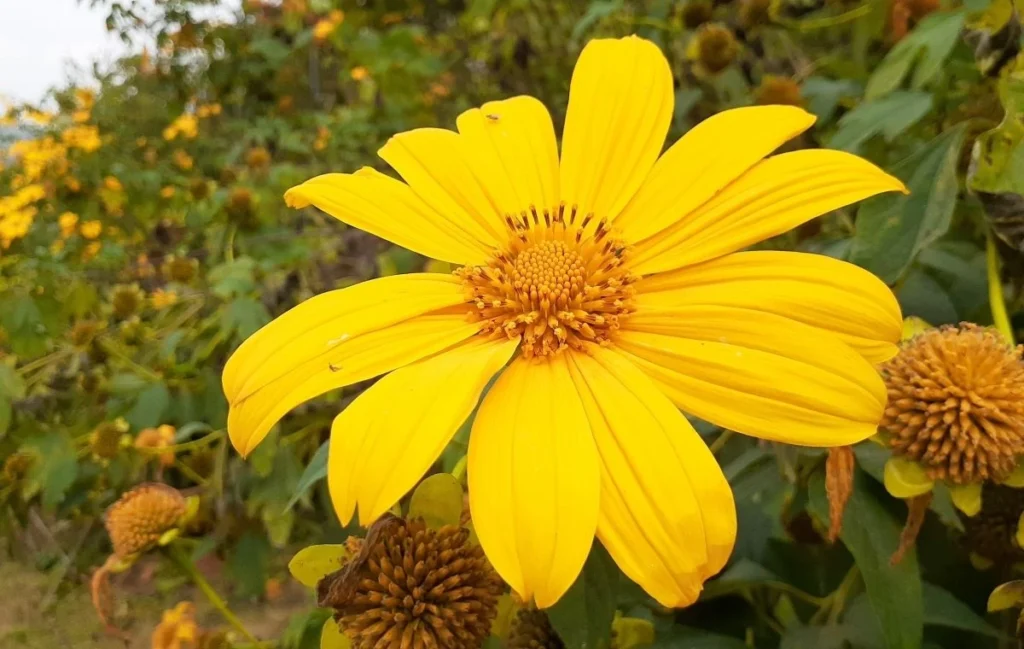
left=226, top=187, right=256, bottom=226
left=189, top=178, right=211, bottom=200
left=696, top=23, right=739, bottom=74
left=681, top=1, right=714, bottom=29
left=962, top=483, right=1024, bottom=565
left=880, top=324, right=1024, bottom=484
left=105, top=483, right=186, bottom=558
left=739, top=0, right=772, bottom=28
left=69, top=319, right=103, bottom=346
left=319, top=518, right=503, bottom=649
left=111, top=284, right=144, bottom=319
left=245, top=146, right=272, bottom=170
left=163, top=255, right=199, bottom=283
left=2, top=452, right=34, bottom=484
left=754, top=76, right=804, bottom=107
left=90, top=419, right=130, bottom=460
left=508, top=609, right=564, bottom=649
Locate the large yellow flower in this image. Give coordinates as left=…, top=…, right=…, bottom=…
left=223, top=36, right=904, bottom=608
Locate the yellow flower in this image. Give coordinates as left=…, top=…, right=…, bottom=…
left=80, top=220, right=103, bottom=240
left=58, top=211, right=79, bottom=237
left=104, top=176, right=123, bottom=192
left=82, top=241, right=102, bottom=260
left=163, top=113, right=199, bottom=141
left=160, top=186, right=177, bottom=199
left=172, top=149, right=194, bottom=171
left=313, top=10, right=344, bottom=41
left=350, top=66, right=369, bottom=81
left=151, top=288, right=178, bottom=309
left=136, top=425, right=177, bottom=467
left=223, top=36, right=905, bottom=608
left=62, top=125, right=102, bottom=152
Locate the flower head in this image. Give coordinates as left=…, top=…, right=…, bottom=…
left=245, top=146, right=271, bottom=170
left=318, top=517, right=502, bottom=649
left=111, top=284, right=145, bottom=318
left=881, top=324, right=1024, bottom=484
left=90, top=418, right=130, bottom=460
left=755, top=76, right=804, bottom=107
left=694, top=24, right=738, bottom=73
left=105, top=483, right=187, bottom=558
left=508, top=609, right=564, bottom=649
left=963, top=484, right=1024, bottom=566
left=225, top=35, right=904, bottom=607
left=136, top=425, right=177, bottom=467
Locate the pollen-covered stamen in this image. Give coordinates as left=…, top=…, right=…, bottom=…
left=457, top=205, right=637, bottom=359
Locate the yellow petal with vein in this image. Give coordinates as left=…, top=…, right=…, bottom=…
left=618, top=306, right=887, bottom=446
left=378, top=128, right=508, bottom=245
left=616, top=106, right=815, bottom=243
left=285, top=169, right=493, bottom=265
left=630, top=149, right=907, bottom=275
left=559, top=36, right=673, bottom=220
left=223, top=274, right=474, bottom=456
left=637, top=251, right=902, bottom=363
left=468, top=355, right=599, bottom=608
left=456, top=96, right=560, bottom=215
left=883, top=457, right=934, bottom=499
left=327, top=337, right=518, bottom=526
left=567, top=348, right=735, bottom=608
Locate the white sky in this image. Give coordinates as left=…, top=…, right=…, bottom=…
left=0, top=0, right=129, bottom=104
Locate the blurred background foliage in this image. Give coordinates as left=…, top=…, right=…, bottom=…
left=2, top=0, right=1024, bottom=647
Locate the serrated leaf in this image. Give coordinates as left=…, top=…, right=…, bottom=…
left=289, top=544, right=349, bottom=588
left=865, top=11, right=966, bottom=100
left=850, top=124, right=969, bottom=283
left=809, top=470, right=923, bottom=649
left=126, top=382, right=170, bottom=429
left=23, top=430, right=78, bottom=509
left=828, top=90, right=933, bottom=153
left=408, top=473, right=463, bottom=529
left=547, top=543, right=619, bottom=649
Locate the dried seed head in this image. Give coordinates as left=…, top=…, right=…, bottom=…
left=695, top=24, right=739, bottom=74
left=880, top=324, right=1024, bottom=484
left=681, top=1, right=713, bottom=29
left=739, top=0, right=772, bottom=28
left=508, top=609, right=565, bottom=649
left=69, top=319, right=103, bottom=347
left=319, top=518, right=503, bottom=649
left=2, top=452, right=33, bottom=484
left=105, top=483, right=187, bottom=558
left=963, top=484, right=1024, bottom=566
left=245, top=146, right=272, bottom=170
left=163, top=255, right=199, bottom=283
left=189, top=178, right=211, bottom=200
left=754, top=76, right=804, bottom=107
left=90, top=418, right=130, bottom=460
left=111, top=284, right=144, bottom=319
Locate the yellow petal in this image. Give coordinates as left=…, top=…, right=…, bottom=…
left=616, top=106, right=816, bottom=243
left=629, top=149, right=907, bottom=275
left=566, top=347, right=735, bottom=608
left=456, top=96, right=560, bottom=215
left=285, top=169, right=493, bottom=265
left=223, top=274, right=474, bottom=456
left=327, top=337, right=518, bottom=526
left=883, top=457, right=934, bottom=499
left=559, top=36, right=673, bottom=220
left=950, top=482, right=982, bottom=517
left=618, top=306, right=887, bottom=446
left=468, top=354, right=600, bottom=608
left=636, top=251, right=902, bottom=364
left=1002, top=461, right=1024, bottom=488
left=378, top=128, right=508, bottom=246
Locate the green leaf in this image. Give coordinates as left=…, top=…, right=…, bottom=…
left=896, top=268, right=959, bottom=324
left=408, top=473, right=463, bottom=529
left=809, top=470, right=923, bottom=649
left=289, top=544, right=349, bottom=588
left=209, top=257, right=258, bottom=298
left=650, top=627, right=746, bottom=648
left=287, top=441, right=329, bottom=510
left=828, top=91, right=933, bottom=153
left=547, top=543, right=619, bottom=649
left=0, top=360, right=25, bottom=400
left=923, top=583, right=1001, bottom=637
left=320, top=619, right=352, bottom=649
left=865, top=11, right=967, bottom=100
left=802, top=76, right=860, bottom=124
left=780, top=626, right=856, bottom=649
left=22, top=431, right=78, bottom=510
left=0, top=397, right=11, bottom=438
left=849, top=124, right=969, bottom=283
left=126, top=382, right=171, bottom=429
left=222, top=297, right=271, bottom=342
left=228, top=531, right=272, bottom=599
left=571, top=0, right=624, bottom=40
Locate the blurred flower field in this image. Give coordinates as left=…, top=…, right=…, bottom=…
left=4, top=0, right=1024, bottom=648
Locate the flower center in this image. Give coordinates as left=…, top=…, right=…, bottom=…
left=457, top=207, right=637, bottom=359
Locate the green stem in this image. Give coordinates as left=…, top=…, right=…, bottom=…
left=988, top=232, right=1015, bottom=344
left=167, top=544, right=258, bottom=643
left=16, top=348, right=72, bottom=376
left=708, top=430, right=733, bottom=455
left=97, top=337, right=163, bottom=381
left=451, top=454, right=468, bottom=483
